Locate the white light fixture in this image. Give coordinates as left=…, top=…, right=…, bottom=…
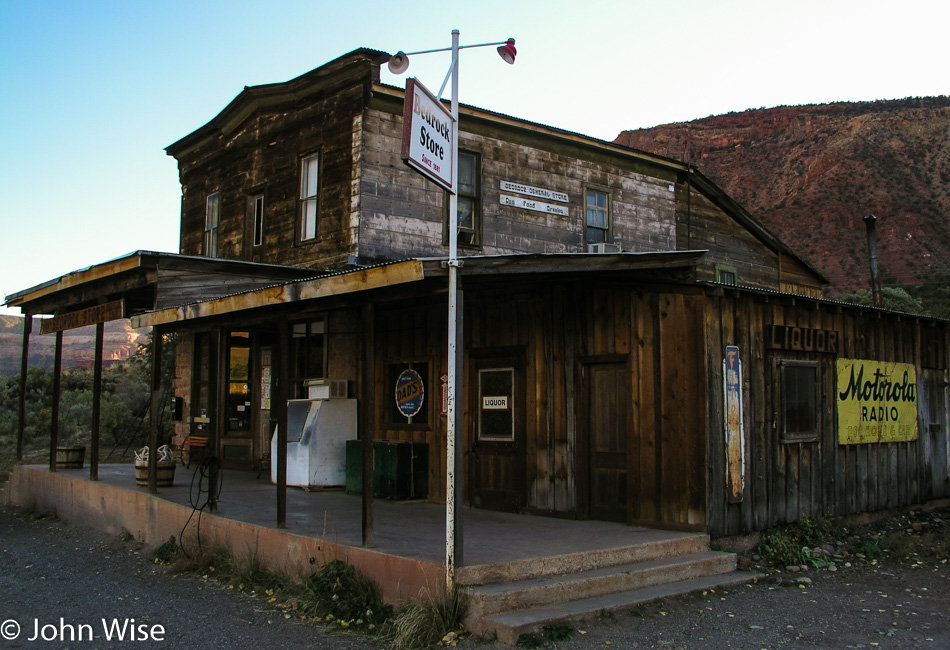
left=387, top=51, right=409, bottom=74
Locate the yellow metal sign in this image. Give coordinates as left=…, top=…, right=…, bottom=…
left=836, top=359, right=918, bottom=444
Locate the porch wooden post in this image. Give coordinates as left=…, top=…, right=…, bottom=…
left=275, top=316, right=289, bottom=529
left=16, top=315, right=32, bottom=461
left=49, top=331, right=63, bottom=472
left=147, top=327, right=163, bottom=494
left=207, top=328, right=222, bottom=512
left=90, top=322, right=104, bottom=481
left=361, top=303, right=375, bottom=547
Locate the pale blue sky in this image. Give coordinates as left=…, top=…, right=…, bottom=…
left=1, top=0, right=946, bottom=315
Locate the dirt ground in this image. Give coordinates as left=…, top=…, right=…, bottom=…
left=0, top=504, right=947, bottom=649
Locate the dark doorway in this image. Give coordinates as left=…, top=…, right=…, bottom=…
left=586, top=362, right=629, bottom=522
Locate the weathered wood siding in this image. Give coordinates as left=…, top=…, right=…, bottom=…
left=174, top=77, right=373, bottom=270
left=367, top=278, right=706, bottom=530
left=706, top=290, right=950, bottom=537
left=358, top=106, right=678, bottom=261
left=674, top=181, right=782, bottom=290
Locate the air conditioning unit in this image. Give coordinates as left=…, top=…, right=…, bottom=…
left=587, top=242, right=622, bottom=254
left=305, top=378, right=348, bottom=399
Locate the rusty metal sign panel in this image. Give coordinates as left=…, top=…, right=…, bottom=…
left=836, top=359, right=919, bottom=444
left=724, top=346, right=745, bottom=501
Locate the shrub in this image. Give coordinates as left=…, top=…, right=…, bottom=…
left=389, top=589, right=468, bottom=649
left=301, top=560, right=392, bottom=626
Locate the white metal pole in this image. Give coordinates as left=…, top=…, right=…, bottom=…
left=445, top=28, right=460, bottom=593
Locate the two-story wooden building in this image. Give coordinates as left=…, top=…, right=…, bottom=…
left=7, top=48, right=949, bottom=540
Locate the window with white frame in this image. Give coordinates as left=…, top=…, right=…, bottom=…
left=585, top=188, right=610, bottom=244
left=299, top=154, right=319, bottom=241
left=204, top=193, right=220, bottom=258
left=251, top=194, right=264, bottom=247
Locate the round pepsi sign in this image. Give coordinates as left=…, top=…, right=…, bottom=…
left=395, top=368, right=425, bottom=418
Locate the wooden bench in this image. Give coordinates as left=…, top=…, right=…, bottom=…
left=173, top=435, right=209, bottom=468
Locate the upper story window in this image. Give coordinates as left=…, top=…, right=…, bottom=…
left=299, top=154, right=320, bottom=242
left=585, top=189, right=610, bottom=244
left=716, top=265, right=738, bottom=286
left=452, top=151, right=480, bottom=247
left=204, top=193, right=220, bottom=258
left=251, top=195, right=264, bottom=247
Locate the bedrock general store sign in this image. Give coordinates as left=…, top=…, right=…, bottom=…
left=401, top=78, right=454, bottom=191
left=836, top=359, right=918, bottom=444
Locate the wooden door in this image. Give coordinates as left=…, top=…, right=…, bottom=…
left=587, top=362, right=628, bottom=522
left=921, top=368, right=949, bottom=499
left=470, top=354, right=525, bottom=511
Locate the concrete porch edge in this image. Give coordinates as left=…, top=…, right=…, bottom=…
left=1, top=465, right=444, bottom=605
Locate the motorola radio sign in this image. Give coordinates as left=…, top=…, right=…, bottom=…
left=401, top=78, right=455, bottom=192
left=836, top=359, right=919, bottom=444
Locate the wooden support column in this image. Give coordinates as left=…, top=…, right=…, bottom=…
left=275, top=316, right=289, bottom=529
left=90, top=322, right=104, bottom=481
left=361, top=303, right=375, bottom=547
left=16, top=315, right=32, bottom=461
left=207, top=328, right=222, bottom=512
left=49, top=331, right=63, bottom=472
left=147, top=328, right=163, bottom=494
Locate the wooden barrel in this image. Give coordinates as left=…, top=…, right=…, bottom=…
left=55, top=446, right=85, bottom=469
left=134, top=459, right=176, bottom=487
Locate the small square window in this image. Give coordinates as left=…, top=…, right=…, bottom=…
left=716, top=266, right=738, bottom=286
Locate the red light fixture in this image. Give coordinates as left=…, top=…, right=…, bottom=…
left=497, top=38, right=517, bottom=64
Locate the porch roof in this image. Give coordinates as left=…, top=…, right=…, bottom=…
left=4, top=250, right=320, bottom=319
left=128, top=251, right=706, bottom=328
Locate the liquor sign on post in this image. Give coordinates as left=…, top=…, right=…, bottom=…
left=401, top=78, right=455, bottom=192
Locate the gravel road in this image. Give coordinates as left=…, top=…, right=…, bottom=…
left=1, top=505, right=948, bottom=649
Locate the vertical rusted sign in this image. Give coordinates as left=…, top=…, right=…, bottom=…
left=724, top=346, right=745, bottom=501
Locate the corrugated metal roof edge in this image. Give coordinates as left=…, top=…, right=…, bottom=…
left=699, top=280, right=949, bottom=324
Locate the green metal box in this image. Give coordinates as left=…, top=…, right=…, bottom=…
left=345, top=440, right=428, bottom=500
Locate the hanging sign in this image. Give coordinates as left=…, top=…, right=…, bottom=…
left=500, top=180, right=569, bottom=203
left=395, top=368, right=425, bottom=418
left=723, top=346, right=745, bottom=501
left=500, top=194, right=570, bottom=217
left=39, top=299, right=125, bottom=334
left=401, top=78, right=455, bottom=192
left=836, top=359, right=918, bottom=444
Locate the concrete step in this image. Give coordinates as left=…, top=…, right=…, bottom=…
left=466, top=550, right=737, bottom=620
left=457, top=531, right=712, bottom=586
left=478, top=570, right=761, bottom=645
